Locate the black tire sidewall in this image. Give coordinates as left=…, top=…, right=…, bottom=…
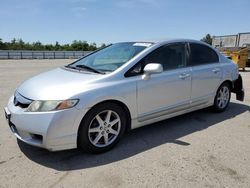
left=78, top=102, right=127, bottom=153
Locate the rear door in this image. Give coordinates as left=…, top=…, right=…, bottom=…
left=189, top=43, right=222, bottom=105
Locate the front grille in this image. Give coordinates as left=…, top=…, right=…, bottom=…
left=13, top=92, right=33, bottom=109
left=14, top=98, right=30, bottom=108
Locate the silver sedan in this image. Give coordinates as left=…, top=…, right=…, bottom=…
left=4, top=39, right=244, bottom=153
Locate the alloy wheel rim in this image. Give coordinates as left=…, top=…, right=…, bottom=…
left=88, top=110, right=121, bottom=147
left=217, top=86, right=230, bottom=109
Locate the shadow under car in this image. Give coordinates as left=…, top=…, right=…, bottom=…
left=18, top=101, right=250, bottom=171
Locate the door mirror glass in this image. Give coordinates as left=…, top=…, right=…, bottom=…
left=142, top=63, right=163, bottom=80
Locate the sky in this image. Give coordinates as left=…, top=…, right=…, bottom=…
left=0, top=0, right=250, bottom=45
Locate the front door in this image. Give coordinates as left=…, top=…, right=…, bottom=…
left=136, top=43, right=192, bottom=121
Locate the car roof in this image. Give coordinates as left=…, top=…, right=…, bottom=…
left=118, top=39, right=209, bottom=46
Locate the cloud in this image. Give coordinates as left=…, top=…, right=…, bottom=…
left=71, top=6, right=87, bottom=17
left=116, top=0, right=161, bottom=8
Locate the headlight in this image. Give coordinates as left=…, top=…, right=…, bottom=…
left=26, top=99, right=79, bottom=112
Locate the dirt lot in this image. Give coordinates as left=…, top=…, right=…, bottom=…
left=0, top=60, right=250, bottom=188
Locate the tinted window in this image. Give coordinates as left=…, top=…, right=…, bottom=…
left=144, top=43, right=187, bottom=71
left=190, top=43, right=219, bottom=65
left=125, top=43, right=187, bottom=77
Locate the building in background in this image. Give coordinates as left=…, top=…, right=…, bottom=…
left=212, top=32, right=250, bottom=48
left=212, top=32, right=250, bottom=68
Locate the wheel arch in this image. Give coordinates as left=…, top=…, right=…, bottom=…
left=219, top=80, right=233, bottom=91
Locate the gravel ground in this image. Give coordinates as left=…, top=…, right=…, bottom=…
left=0, top=60, right=250, bottom=188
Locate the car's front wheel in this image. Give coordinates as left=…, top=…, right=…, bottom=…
left=212, top=82, right=231, bottom=112
left=78, top=102, right=126, bottom=153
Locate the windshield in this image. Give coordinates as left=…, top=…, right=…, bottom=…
left=67, top=42, right=152, bottom=73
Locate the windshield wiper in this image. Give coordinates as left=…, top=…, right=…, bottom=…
left=64, top=65, right=77, bottom=70
left=75, top=65, right=105, bottom=74
left=64, top=64, right=105, bottom=74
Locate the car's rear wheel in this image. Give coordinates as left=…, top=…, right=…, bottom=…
left=212, top=82, right=231, bottom=112
left=78, top=102, right=126, bottom=153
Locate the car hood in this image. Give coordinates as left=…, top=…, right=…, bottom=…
left=17, top=68, right=104, bottom=100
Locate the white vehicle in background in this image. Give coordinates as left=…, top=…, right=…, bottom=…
left=5, top=39, right=244, bottom=153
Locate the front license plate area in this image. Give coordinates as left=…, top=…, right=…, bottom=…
left=4, top=107, right=12, bottom=127
left=4, top=108, right=10, bottom=121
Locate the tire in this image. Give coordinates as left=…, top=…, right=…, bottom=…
left=78, top=102, right=127, bottom=153
left=212, top=82, right=231, bottom=112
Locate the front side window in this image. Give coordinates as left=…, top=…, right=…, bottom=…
left=125, top=43, right=187, bottom=77
left=190, top=43, right=219, bottom=66
left=144, top=43, right=187, bottom=70
left=67, top=42, right=152, bottom=73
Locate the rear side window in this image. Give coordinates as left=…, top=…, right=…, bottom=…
left=190, top=43, right=219, bottom=66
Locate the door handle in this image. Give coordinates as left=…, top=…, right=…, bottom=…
left=212, top=68, right=220, bottom=73
left=179, top=73, right=190, bottom=79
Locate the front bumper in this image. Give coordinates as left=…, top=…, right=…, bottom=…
left=4, top=96, right=84, bottom=151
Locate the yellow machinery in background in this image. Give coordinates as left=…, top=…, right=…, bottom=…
left=220, top=47, right=249, bottom=71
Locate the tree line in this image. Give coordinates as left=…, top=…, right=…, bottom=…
left=0, top=38, right=107, bottom=51
left=0, top=34, right=212, bottom=51
left=201, top=34, right=212, bottom=45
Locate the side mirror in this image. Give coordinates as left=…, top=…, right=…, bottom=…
left=142, top=63, right=163, bottom=80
